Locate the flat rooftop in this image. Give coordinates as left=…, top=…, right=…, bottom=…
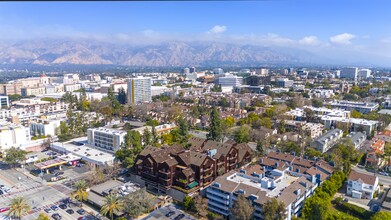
left=52, top=141, right=115, bottom=166
left=228, top=172, right=298, bottom=197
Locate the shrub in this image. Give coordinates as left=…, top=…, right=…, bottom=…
left=336, top=202, right=373, bottom=219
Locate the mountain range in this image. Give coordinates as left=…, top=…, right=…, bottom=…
left=0, top=40, right=320, bottom=67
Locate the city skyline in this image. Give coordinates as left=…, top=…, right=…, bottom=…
left=0, top=1, right=390, bottom=66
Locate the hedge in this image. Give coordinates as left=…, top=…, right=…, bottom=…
left=336, top=202, right=373, bottom=219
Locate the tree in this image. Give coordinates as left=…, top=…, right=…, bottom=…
left=123, top=189, right=155, bottom=219
left=211, top=84, right=222, bottom=92
left=223, top=116, right=235, bottom=128
left=117, top=87, right=127, bottom=104
left=4, top=147, right=27, bottom=167
left=177, top=117, right=190, bottom=144
left=72, top=180, right=89, bottom=207
left=207, top=106, right=223, bottom=142
left=256, top=141, right=264, bottom=157
left=151, top=125, right=159, bottom=146
left=142, top=128, right=152, bottom=147
left=371, top=211, right=391, bottom=220
left=279, top=119, right=286, bottom=133
left=194, top=195, right=208, bottom=218
left=233, top=125, right=251, bottom=143
left=302, top=196, right=329, bottom=220
left=260, top=117, right=272, bottom=129
left=183, top=195, right=195, bottom=211
left=36, top=213, right=50, bottom=220
left=7, top=196, right=30, bottom=220
left=312, top=99, right=323, bottom=108
left=230, top=194, right=254, bottom=220
left=262, top=198, right=286, bottom=220
left=116, top=130, right=143, bottom=168
left=101, top=193, right=124, bottom=220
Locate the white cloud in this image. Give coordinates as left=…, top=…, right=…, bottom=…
left=207, top=25, right=227, bottom=34
left=329, top=33, right=356, bottom=45
left=299, top=36, right=320, bottom=46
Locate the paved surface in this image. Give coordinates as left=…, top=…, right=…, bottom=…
left=352, top=166, right=391, bottom=186
left=141, top=204, right=196, bottom=220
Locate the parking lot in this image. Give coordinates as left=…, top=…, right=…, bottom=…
left=142, top=204, right=196, bottom=220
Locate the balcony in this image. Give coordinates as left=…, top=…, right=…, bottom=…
left=159, top=169, right=170, bottom=174
left=206, top=188, right=229, bottom=199
left=208, top=201, right=229, bottom=211
left=207, top=194, right=229, bottom=205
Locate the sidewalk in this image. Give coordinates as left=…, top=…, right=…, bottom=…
left=347, top=200, right=371, bottom=211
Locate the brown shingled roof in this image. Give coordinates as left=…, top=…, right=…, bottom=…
left=348, top=170, right=377, bottom=185
left=267, top=152, right=295, bottom=163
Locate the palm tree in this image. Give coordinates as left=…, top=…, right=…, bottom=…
left=7, top=196, right=30, bottom=220
left=71, top=180, right=89, bottom=207
left=100, top=193, right=124, bottom=220
left=36, top=212, right=50, bottom=220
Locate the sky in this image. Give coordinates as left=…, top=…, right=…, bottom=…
left=0, top=0, right=391, bottom=64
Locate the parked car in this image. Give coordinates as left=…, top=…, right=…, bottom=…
left=51, top=213, right=62, bottom=220
left=174, top=214, right=185, bottom=220
left=372, top=204, right=381, bottom=212
left=165, top=211, right=175, bottom=217
left=77, top=209, right=85, bottom=215
left=51, top=205, right=59, bottom=211
left=44, top=208, right=52, bottom=213
left=66, top=209, right=74, bottom=214
left=0, top=207, right=9, bottom=213
left=55, top=172, right=65, bottom=176
left=59, top=204, right=67, bottom=209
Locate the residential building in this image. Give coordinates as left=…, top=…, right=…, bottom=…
left=134, top=138, right=254, bottom=194
left=0, top=96, right=9, bottom=109
left=64, top=83, right=81, bottom=92
left=346, top=132, right=367, bottom=149
left=347, top=170, right=379, bottom=199
left=63, top=74, right=80, bottom=84
left=370, top=139, right=385, bottom=154
left=322, top=116, right=378, bottom=135
left=256, top=68, right=269, bottom=76
left=358, top=69, right=372, bottom=79
left=310, top=89, right=334, bottom=99
left=310, top=129, right=343, bottom=153
left=21, top=87, right=45, bottom=96
left=215, top=74, right=243, bottom=88
left=340, top=67, right=358, bottom=80
left=87, top=127, right=127, bottom=152
left=131, top=123, right=177, bottom=137
left=374, top=130, right=391, bottom=143
left=277, top=78, right=294, bottom=88
left=206, top=156, right=330, bottom=219
left=1, top=82, right=23, bottom=95
left=327, top=100, right=379, bottom=114
left=0, top=123, right=31, bottom=151
left=127, top=77, right=152, bottom=105
left=29, top=118, right=63, bottom=137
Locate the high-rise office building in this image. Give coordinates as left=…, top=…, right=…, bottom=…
left=127, top=77, right=152, bottom=105
left=340, top=67, right=358, bottom=80
left=358, top=69, right=372, bottom=79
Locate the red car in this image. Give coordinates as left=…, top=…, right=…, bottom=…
left=0, top=207, right=10, bottom=213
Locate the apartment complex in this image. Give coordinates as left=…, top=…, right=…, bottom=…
left=310, top=129, right=343, bottom=153
left=327, top=100, right=379, bottom=114
left=340, top=67, right=358, bottom=80
left=134, top=138, right=254, bottom=194
left=346, top=132, right=367, bottom=149
left=127, top=77, right=152, bottom=105
left=206, top=152, right=334, bottom=219
left=87, top=127, right=127, bottom=152
left=347, top=170, right=379, bottom=199
left=0, top=123, right=31, bottom=150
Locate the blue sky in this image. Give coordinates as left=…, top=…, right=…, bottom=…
left=1, top=1, right=391, bottom=62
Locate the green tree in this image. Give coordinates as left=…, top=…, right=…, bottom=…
left=7, top=196, right=30, bottom=220
left=256, top=141, right=264, bottom=157
left=123, top=189, right=155, bottom=219
left=279, top=119, right=286, bottom=133
left=370, top=211, right=391, bottom=220
left=207, top=106, right=223, bottom=142
left=312, top=99, right=323, bottom=108
left=260, top=117, right=272, bottom=129
left=72, top=180, right=89, bottom=207
left=177, top=117, right=190, bottom=144
left=151, top=125, right=159, bottom=146
left=302, top=196, right=329, bottom=220
left=142, top=128, right=152, bottom=147
left=223, top=116, right=236, bottom=128
left=101, top=193, right=124, bottom=220
left=211, top=84, right=222, bottom=92
left=233, top=125, right=251, bottom=143
left=4, top=147, right=27, bottom=167
left=230, top=194, right=254, bottom=220
left=117, top=87, right=127, bottom=104
left=36, top=212, right=50, bottom=220
left=183, top=195, right=195, bottom=211
left=262, top=198, right=286, bottom=220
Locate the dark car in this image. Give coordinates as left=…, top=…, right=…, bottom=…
left=166, top=211, right=175, bottom=217
left=174, top=214, right=185, bottom=220
left=51, top=213, right=62, bottom=220
left=59, top=204, right=67, bottom=209
left=44, top=208, right=52, bottom=213
left=55, top=172, right=65, bottom=176
left=77, top=209, right=86, bottom=215
left=66, top=209, right=75, bottom=214
left=51, top=205, right=59, bottom=211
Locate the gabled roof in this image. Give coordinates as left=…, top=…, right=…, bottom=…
left=292, top=157, right=314, bottom=168
left=348, top=170, right=377, bottom=186
left=267, top=152, right=295, bottom=163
